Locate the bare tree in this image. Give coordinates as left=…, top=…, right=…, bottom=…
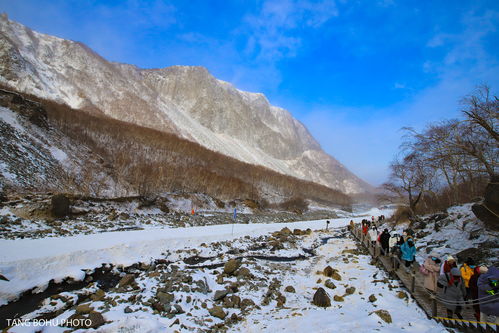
left=383, top=152, right=434, bottom=215
left=461, top=85, right=499, bottom=145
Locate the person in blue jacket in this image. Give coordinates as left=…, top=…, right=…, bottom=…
left=400, top=238, right=416, bottom=268
left=477, top=266, right=499, bottom=324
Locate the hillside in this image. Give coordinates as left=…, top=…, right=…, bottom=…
left=0, top=14, right=372, bottom=194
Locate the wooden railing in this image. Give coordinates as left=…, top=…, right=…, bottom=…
left=349, top=225, right=498, bottom=333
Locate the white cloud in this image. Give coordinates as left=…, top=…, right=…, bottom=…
left=242, top=0, right=338, bottom=61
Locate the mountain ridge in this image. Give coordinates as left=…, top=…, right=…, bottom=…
left=0, top=14, right=372, bottom=194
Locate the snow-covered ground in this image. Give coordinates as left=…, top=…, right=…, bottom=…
left=0, top=209, right=449, bottom=333
left=0, top=219, right=344, bottom=305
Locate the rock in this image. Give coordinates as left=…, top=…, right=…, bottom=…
left=118, top=274, right=135, bottom=288
left=333, top=295, right=344, bottom=302
left=472, top=178, right=499, bottom=230
left=124, top=306, right=133, bottom=313
left=88, top=311, right=106, bottom=328
left=213, top=289, right=230, bottom=301
left=172, top=304, right=184, bottom=314
left=324, top=279, right=336, bottom=289
left=90, top=289, right=105, bottom=301
left=305, top=228, right=312, bottom=235
left=208, top=306, right=227, bottom=319
left=293, top=229, right=302, bottom=235
left=312, top=287, right=331, bottom=307
left=51, top=194, right=70, bottom=218
left=229, top=295, right=241, bottom=308
left=342, top=249, right=361, bottom=255
left=373, top=309, right=392, bottom=323
left=75, top=303, right=93, bottom=314
left=276, top=294, right=286, bottom=307
left=280, top=227, right=292, bottom=235
left=157, top=291, right=174, bottom=305
left=229, top=313, right=239, bottom=322
left=237, top=267, right=251, bottom=278
left=331, top=271, right=342, bottom=281
left=369, top=294, right=377, bottom=302
left=397, top=291, right=407, bottom=299
left=323, top=266, right=335, bottom=277
left=284, top=286, right=296, bottom=293
left=469, top=229, right=481, bottom=240
left=344, top=287, right=356, bottom=295
left=224, top=259, right=241, bottom=275
left=240, top=298, right=256, bottom=310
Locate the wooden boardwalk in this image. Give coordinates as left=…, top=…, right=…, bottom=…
left=349, top=226, right=498, bottom=333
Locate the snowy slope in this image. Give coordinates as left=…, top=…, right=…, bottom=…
left=0, top=14, right=371, bottom=194
left=1, top=215, right=445, bottom=333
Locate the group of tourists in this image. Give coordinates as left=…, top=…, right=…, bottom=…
left=422, top=254, right=498, bottom=323
left=360, top=220, right=417, bottom=267
left=355, top=220, right=498, bottom=323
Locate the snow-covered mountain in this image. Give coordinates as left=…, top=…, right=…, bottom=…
left=0, top=14, right=371, bottom=194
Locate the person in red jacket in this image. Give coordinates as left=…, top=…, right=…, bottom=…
left=362, top=223, right=368, bottom=238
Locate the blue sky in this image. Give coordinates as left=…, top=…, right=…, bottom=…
left=1, top=0, right=498, bottom=186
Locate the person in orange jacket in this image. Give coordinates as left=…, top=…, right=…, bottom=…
left=460, top=257, right=475, bottom=300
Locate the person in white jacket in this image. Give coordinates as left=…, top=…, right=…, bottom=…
left=368, top=226, right=378, bottom=247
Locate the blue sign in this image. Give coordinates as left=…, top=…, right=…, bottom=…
left=233, top=208, right=237, bottom=220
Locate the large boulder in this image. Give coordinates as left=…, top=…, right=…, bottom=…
left=472, top=177, right=499, bottom=230
left=312, top=287, right=331, bottom=307
left=373, top=309, right=392, bottom=323
left=51, top=194, right=70, bottom=218
left=224, top=259, right=241, bottom=275
left=208, top=305, right=227, bottom=319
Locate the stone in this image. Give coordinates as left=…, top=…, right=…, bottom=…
left=213, top=289, right=229, bottom=301
left=237, top=267, right=251, bottom=278
left=88, top=311, right=106, bottom=328
left=324, top=279, right=336, bottom=289
left=90, top=289, right=105, bottom=301
left=157, top=291, right=174, bottom=305
left=75, top=303, right=93, bottom=314
left=284, top=286, right=296, bottom=293
left=397, top=291, right=407, bottom=299
left=276, top=294, right=286, bottom=307
left=312, top=287, right=331, bottom=307
left=374, top=309, right=392, bottom=323
left=124, top=306, right=133, bottom=313
left=331, top=271, right=342, bottom=281
left=208, top=306, right=227, bottom=319
left=280, top=227, right=292, bottom=235
left=293, top=229, right=302, bottom=235
left=51, top=194, right=70, bottom=218
left=323, top=266, right=335, bottom=277
left=224, top=259, right=241, bottom=275
left=369, top=294, right=377, bottom=302
left=172, top=304, right=184, bottom=314
left=240, top=298, right=256, bottom=310
left=344, top=287, right=356, bottom=295
left=118, top=274, right=135, bottom=288
left=229, top=295, right=241, bottom=308
left=333, top=295, right=344, bottom=302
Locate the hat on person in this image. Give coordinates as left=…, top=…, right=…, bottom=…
left=447, top=255, right=455, bottom=262
left=479, top=266, right=489, bottom=274
left=450, top=267, right=461, bottom=276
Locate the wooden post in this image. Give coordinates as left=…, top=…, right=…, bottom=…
left=431, top=295, right=437, bottom=317
left=411, top=273, right=416, bottom=292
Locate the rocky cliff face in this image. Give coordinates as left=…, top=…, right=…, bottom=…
left=0, top=14, right=372, bottom=194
